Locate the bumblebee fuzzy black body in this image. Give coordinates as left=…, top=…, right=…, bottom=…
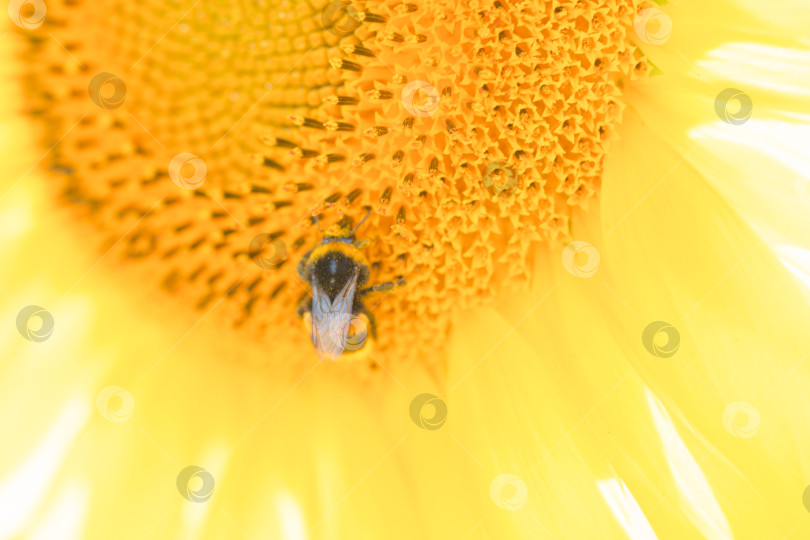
left=297, top=241, right=370, bottom=306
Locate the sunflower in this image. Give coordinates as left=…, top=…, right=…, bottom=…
left=2, top=0, right=810, bottom=537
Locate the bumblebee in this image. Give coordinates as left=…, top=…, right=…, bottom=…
left=297, top=213, right=401, bottom=361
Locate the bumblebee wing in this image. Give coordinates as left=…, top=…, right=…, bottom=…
left=310, top=283, right=345, bottom=362
left=310, top=269, right=359, bottom=361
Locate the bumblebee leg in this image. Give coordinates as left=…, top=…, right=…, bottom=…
left=360, top=277, right=406, bottom=295
left=353, top=237, right=376, bottom=250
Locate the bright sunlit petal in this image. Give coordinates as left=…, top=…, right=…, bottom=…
left=29, top=482, right=90, bottom=540
left=597, top=478, right=658, bottom=540
left=776, top=245, right=810, bottom=297
left=646, top=389, right=732, bottom=540
left=277, top=493, right=307, bottom=540
left=696, top=43, right=810, bottom=96
left=0, top=398, right=89, bottom=539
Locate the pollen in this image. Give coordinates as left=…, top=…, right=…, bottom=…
left=18, top=0, right=651, bottom=366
